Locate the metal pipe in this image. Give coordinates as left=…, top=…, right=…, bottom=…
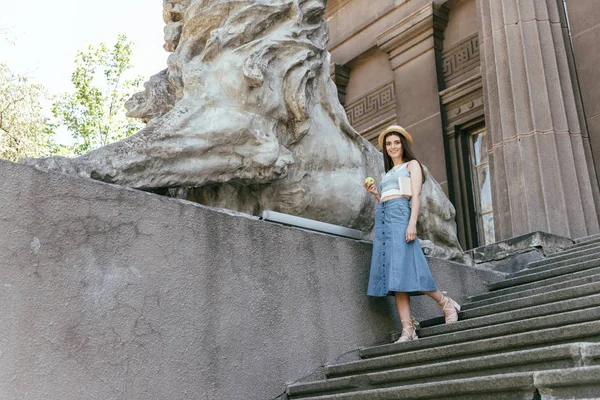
left=259, top=210, right=364, bottom=240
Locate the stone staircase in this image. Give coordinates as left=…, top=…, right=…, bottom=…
left=285, top=234, right=600, bottom=399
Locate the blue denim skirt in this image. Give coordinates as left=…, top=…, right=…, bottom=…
left=367, top=197, right=438, bottom=297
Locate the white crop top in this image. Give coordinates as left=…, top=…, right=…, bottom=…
left=380, top=163, right=411, bottom=199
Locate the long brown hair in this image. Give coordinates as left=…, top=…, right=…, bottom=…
left=382, top=132, right=426, bottom=182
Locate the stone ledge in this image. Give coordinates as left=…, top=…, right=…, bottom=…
left=464, top=231, right=574, bottom=274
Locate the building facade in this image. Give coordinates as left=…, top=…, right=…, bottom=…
left=327, top=0, right=600, bottom=249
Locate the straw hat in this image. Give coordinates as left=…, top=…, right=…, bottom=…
left=377, top=125, right=413, bottom=149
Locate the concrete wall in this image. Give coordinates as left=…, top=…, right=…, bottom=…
left=0, top=160, right=494, bottom=399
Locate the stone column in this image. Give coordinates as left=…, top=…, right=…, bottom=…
left=477, top=0, right=599, bottom=240
left=376, top=3, right=450, bottom=192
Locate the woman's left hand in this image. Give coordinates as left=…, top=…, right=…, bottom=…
left=406, top=222, right=417, bottom=243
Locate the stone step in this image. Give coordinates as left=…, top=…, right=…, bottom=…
left=422, top=281, right=600, bottom=330
left=420, top=293, right=600, bottom=338
left=487, top=258, right=600, bottom=292
left=462, top=271, right=600, bottom=311
left=287, top=343, right=600, bottom=399
left=361, top=304, right=600, bottom=360
left=546, top=240, right=600, bottom=259
left=512, top=248, right=600, bottom=276
left=468, top=265, right=600, bottom=303
left=294, top=372, right=536, bottom=400
left=325, top=319, right=600, bottom=377
left=574, top=233, right=600, bottom=245
left=290, top=365, right=600, bottom=400
left=459, top=281, right=600, bottom=323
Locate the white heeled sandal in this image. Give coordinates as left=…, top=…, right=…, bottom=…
left=394, top=317, right=419, bottom=343
left=437, top=292, right=461, bottom=324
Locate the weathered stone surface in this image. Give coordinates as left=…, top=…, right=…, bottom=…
left=124, top=69, right=176, bottom=124
left=535, top=365, right=600, bottom=400
left=24, top=0, right=463, bottom=258
left=284, top=231, right=600, bottom=398
left=477, top=0, right=600, bottom=240
left=162, top=0, right=189, bottom=52
left=464, top=231, right=574, bottom=273
left=0, top=159, right=490, bottom=399
left=26, top=0, right=382, bottom=233
left=418, top=166, right=464, bottom=261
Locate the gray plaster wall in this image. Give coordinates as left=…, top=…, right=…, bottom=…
left=0, top=160, right=494, bottom=400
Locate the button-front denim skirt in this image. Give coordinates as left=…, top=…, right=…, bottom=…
left=367, top=197, right=437, bottom=297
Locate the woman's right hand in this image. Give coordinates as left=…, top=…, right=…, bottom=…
left=364, top=181, right=379, bottom=197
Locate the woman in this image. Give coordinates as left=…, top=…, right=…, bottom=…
left=364, top=125, right=461, bottom=343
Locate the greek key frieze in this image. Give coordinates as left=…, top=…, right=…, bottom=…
left=345, top=82, right=396, bottom=127
left=443, top=34, right=480, bottom=79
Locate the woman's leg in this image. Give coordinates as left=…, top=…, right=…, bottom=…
left=423, top=290, right=461, bottom=323
left=394, top=292, right=412, bottom=321
left=394, top=292, right=417, bottom=341
left=423, top=290, right=443, bottom=303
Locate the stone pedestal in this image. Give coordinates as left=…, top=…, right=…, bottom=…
left=477, top=0, right=599, bottom=240
left=376, top=3, right=450, bottom=192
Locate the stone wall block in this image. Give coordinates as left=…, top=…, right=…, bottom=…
left=545, top=0, right=563, bottom=24
left=489, top=0, right=506, bottom=32
left=477, top=0, right=493, bottom=39
left=491, top=27, right=518, bottom=141
left=501, top=0, right=519, bottom=25
left=552, top=132, right=588, bottom=237
left=393, top=49, right=442, bottom=125
left=582, top=132, right=600, bottom=182
left=541, top=133, right=582, bottom=236
left=550, top=22, right=581, bottom=134
left=480, top=36, right=502, bottom=145
left=537, top=21, right=569, bottom=133
left=502, top=139, right=530, bottom=235
left=588, top=115, right=600, bottom=157
left=533, top=0, right=551, bottom=21
left=516, top=0, right=537, bottom=22
left=504, top=23, right=533, bottom=135
left=520, top=21, right=553, bottom=132
left=569, top=133, right=600, bottom=234
left=571, top=29, right=600, bottom=118
left=488, top=147, right=514, bottom=239
left=518, top=134, right=554, bottom=235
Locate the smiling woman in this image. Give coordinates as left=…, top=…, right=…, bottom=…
left=363, top=125, right=463, bottom=344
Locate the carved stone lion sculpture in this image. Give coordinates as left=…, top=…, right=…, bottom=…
left=25, top=0, right=463, bottom=259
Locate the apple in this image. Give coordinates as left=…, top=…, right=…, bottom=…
left=364, top=177, right=375, bottom=186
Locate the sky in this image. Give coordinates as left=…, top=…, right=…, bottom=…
left=0, top=0, right=168, bottom=142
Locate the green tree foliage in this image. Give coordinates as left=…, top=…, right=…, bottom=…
left=0, top=63, right=56, bottom=161
left=52, top=34, right=143, bottom=155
